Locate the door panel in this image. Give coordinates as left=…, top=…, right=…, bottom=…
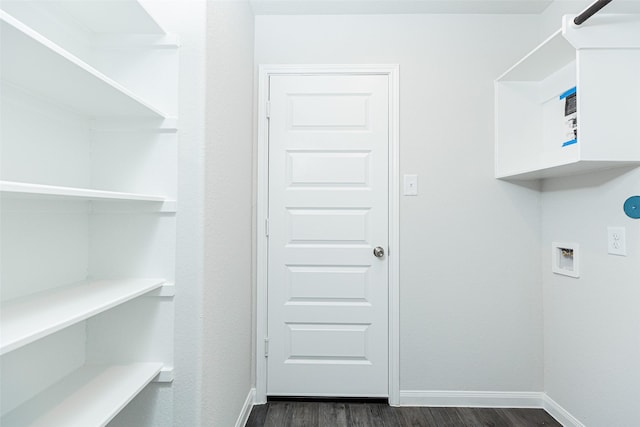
left=267, top=74, right=389, bottom=397
left=285, top=265, right=369, bottom=302
left=287, top=151, right=371, bottom=186
left=288, top=94, right=371, bottom=129
left=287, top=208, right=370, bottom=244
left=286, top=323, right=370, bottom=360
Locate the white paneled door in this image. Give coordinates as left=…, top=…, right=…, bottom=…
left=267, top=74, right=390, bottom=396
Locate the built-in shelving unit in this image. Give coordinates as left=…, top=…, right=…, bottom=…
left=0, top=1, right=178, bottom=425
left=1, top=363, right=162, bottom=427
left=495, top=14, right=640, bottom=180
left=0, top=279, right=166, bottom=355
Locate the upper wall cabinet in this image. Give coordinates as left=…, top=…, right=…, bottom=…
left=495, top=14, right=640, bottom=180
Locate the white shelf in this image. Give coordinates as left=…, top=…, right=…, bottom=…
left=496, top=160, right=640, bottom=180
left=0, top=181, right=167, bottom=203
left=60, top=1, right=165, bottom=35
left=497, top=30, right=574, bottom=82
left=0, top=10, right=168, bottom=118
left=1, top=363, right=162, bottom=427
left=0, top=279, right=166, bottom=355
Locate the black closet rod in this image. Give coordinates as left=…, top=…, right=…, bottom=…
left=574, top=0, right=613, bottom=25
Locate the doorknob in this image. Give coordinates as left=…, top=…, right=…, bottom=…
left=373, top=246, right=385, bottom=258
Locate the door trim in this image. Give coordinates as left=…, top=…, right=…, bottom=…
left=255, top=64, right=400, bottom=405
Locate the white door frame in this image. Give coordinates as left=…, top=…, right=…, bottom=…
left=255, top=64, right=400, bottom=405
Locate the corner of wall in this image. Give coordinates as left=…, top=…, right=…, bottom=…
left=202, top=0, right=256, bottom=425
left=234, top=388, right=257, bottom=427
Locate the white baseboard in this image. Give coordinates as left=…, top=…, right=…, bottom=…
left=234, top=388, right=256, bottom=427
left=399, top=390, right=544, bottom=408
left=399, top=390, right=585, bottom=427
left=542, top=394, right=585, bottom=427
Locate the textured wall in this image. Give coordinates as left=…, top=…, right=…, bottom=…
left=255, top=13, right=544, bottom=394
left=542, top=168, right=640, bottom=425
left=203, top=1, right=255, bottom=426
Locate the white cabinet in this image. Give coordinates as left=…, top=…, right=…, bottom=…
left=0, top=1, right=178, bottom=425
left=495, top=14, right=640, bottom=180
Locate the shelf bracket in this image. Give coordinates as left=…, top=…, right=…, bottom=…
left=153, top=366, right=174, bottom=383
left=145, top=282, right=175, bottom=298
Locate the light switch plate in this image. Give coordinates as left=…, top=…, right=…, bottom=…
left=608, top=226, right=626, bottom=256
left=403, top=174, right=418, bottom=196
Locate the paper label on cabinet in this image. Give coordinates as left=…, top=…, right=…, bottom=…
left=561, top=88, right=577, bottom=147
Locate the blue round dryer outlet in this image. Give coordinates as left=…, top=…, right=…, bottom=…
left=624, top=196, right=640, bottom=219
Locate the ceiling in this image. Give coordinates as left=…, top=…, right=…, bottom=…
left=248, top=0, right=554, bottom=15
left=248, top=0, right=640, bottom=15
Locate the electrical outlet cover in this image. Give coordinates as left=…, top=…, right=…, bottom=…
left=608, top=226, right=627, bottom=256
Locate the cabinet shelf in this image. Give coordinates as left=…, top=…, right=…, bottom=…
left=497, top=30, right=574, bottom=82
left=495, top=14, right=640, bottom=181
left=0, top=279, right=166, bottom=355
left=0, top=10, right=168, bottom=118
left=496, top=160, right=640, bottom=180
left=0, top=181, right=168, bottom=203
left=1, top=363, right=162, bottom=427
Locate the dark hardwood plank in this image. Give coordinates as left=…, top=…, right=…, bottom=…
left=290, top=402, right=319, bottom=427
left=457, top=407, right=489, bottom=426
left=318, top=402, right=348, bottom=427
left=425, top=407, right=466, bottom=426
left=245, top=403, right=269, bottom=427
left=345, top=403, right=382, bottom=427
left=392, top=406, right=432, bottom=427
left=496, top=407, right=561, bottom=426
left=463, top=407, right=512, bottom=427
left=369, top=403, right=402, bottom=426
left=263, top=401, right=295, bottom=427
left=246, top=401, right=563, bottom=427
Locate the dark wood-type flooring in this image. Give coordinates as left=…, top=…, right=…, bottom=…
left=246, top=401, right=562, bottom=427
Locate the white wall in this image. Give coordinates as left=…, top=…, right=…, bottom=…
left=540, top=3, right=640, bottom=425
left=254, top=14, right=544, bottom=395
left=168, top=2, right=206, bottom=424
left=542, top=169, right=640, bottom=426
left=203, top=1, right=255, bottom=426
